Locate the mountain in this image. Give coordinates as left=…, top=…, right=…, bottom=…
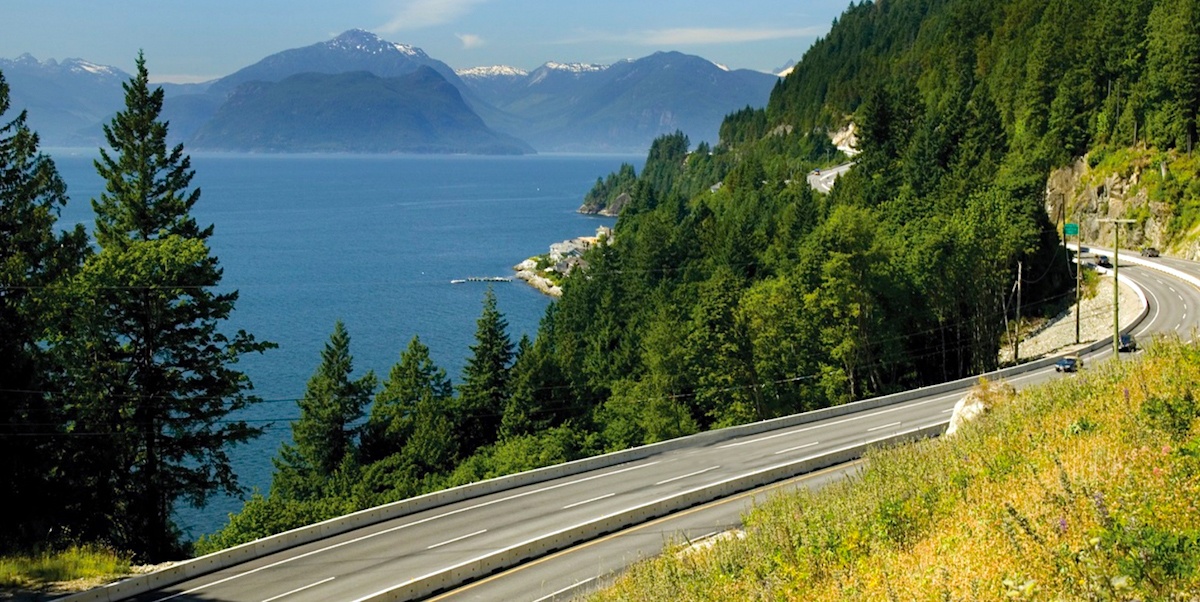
left=206, top=29, right=462, bottom=97
left=458, top=52, right=779, bottom=152
left=0, top=54, right=129, bottom=145
left=4, top=30, right=780, bottom=153
left=162, top=29, right=521, bottom=144
left=188, top=67, right=532, bottom=154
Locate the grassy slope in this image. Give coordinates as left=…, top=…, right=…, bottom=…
left=591, top=339, right=1200, bottom=600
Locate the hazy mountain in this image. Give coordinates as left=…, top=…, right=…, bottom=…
left=0, top=54, right=129, bottom=145
left=188, top=68, right=532, bottom=154
left=5, top=32, right=780, bottom=153
left=459, top=52, right=780, bottom=152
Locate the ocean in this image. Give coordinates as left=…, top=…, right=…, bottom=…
left=50, top=151, right=642, bottom=540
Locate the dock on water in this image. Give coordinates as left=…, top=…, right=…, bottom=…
left=451, top=276, right=512, bottom=284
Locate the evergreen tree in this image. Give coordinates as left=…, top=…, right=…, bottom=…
left=0, top=70, right=88, bottom=551
left=363, top=335, right=453, bottom=464
left=55, top=54, right=273, bottom=560
left=457, top=288, right=513, bottom=454
left=273, top=321, right=376, bottom=500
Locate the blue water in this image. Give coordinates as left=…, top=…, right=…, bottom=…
left=50, top=151, right=640, bottom=540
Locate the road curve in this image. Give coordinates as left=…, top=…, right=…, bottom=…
left=72, top=257, right=1200, bottom=602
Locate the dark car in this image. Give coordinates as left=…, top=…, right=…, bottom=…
left=1141, top=247, right=1160, bottom=257
left=1118, top=333, right=1138, bottom=352
left=1097, top=254, right=1112, bottom=268
left=1055, top=357, right=1080, bottom=372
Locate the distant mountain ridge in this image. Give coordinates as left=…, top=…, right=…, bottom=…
left=2, top=30, right=781, bottom=153
left=0, top=54, right=129, bottom=145
left=458, top=51, right=780, bottom=151
left=189, top=68, right=532, bottom=154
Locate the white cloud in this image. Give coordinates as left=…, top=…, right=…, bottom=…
left=456, top=33, right=485, bottom=49
left=379, top=0, right=489, bottom=32
left=562, top=26, right=824, bottom=46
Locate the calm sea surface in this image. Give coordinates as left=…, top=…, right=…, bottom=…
left=50, top=151, right=641, bottom=540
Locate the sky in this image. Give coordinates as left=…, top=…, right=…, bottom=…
left=1, top=0, right=853, bottom=83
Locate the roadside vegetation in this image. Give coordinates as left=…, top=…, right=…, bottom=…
left=590, top=337, right=1200, bottom=600
left=0, top=546, right=131, bottom=595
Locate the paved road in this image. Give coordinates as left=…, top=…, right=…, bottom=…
left=805, top=162, right=854, bottom=194
left=117, top=262, right=1199, bottom=602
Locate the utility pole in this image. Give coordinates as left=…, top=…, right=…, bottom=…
left=1075, top=227, right=1082, bottom=345
left=1014, top=260, right=1022, bottom=362
left=1098, top=217, right=1135, bottom=355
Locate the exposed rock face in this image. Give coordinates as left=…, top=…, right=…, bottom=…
left=946, top=380, right=1014, bottom=436
left=1046, top=156, right=1183, bottom=257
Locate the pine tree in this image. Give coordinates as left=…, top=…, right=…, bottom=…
left=273, top=321, right=376, bottom=501
left=362, top=335, right=453, bottom=464
left=0, top=70, right=88, bottom=551
left=457, top=288, right=513, bottom=454
left=56, top=54, right=273, bottom=560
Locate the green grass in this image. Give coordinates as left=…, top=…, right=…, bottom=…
left=0, top=545, right=132, bottom=592
left=590, top=337, right=1200, bottom=601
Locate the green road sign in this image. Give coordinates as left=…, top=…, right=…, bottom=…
left=1064, top=222, right=1079, bottom=236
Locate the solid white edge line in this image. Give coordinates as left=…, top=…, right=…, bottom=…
left=260, top=576, right=336, bottom=602
left=349, top=426, right=941, bottom=602
left=655, top=466, right=720, bottom=485
left=563, top=493, right=617, bottom=510
left=428, top=529, right=488, bottom=550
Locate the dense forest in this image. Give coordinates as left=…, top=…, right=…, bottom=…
left=2, top=0, right=1198, bottom=562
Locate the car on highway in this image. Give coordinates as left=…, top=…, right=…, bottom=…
left=1141, top=247, right=1160, bottom=257
left=1097, top=255, right=1112, bottom=268
left=1118, top=333, right=1138, bottom=352
left=1054, top=357, right=1080, bottom=372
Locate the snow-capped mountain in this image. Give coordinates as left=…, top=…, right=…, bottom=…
left=4, top=30, right=782, bottom=153
left=459, top=51, right=779, bottom=152
left=0, top=54, right=129, bottom=144
left=456, top=65, right=528, bottom=79
left=206, top=29, right=460, bottom=96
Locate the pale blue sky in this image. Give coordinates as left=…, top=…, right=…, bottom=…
left=2, top=0, right=852, bottom=82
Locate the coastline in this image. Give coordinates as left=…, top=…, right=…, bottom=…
left=513, top=258, right=563, bottom=297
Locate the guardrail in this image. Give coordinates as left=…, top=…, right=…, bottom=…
left=59, top=263, right=1152, bottom=602
left=353, top=423, right=947, bottom=602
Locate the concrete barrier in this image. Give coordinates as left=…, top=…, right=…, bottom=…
left=58, top=264, right=1154, bottom=602
left=353, top=423, right=947, bottom=602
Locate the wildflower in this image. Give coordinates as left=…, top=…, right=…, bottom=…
left=1111, top=574, right=1132, bottom=590
left=1057, top=517, right=1068, bottom=533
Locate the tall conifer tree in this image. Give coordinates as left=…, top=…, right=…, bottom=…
left=0, top=70, right=88, bottom=551
left=58, top=54, right=272, bottom=560
left=273, top=321, right=376, bottom=501
left=458, top=288, right=513, bottom=454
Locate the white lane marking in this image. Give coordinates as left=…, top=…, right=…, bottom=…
left=867, top=421, right=903, bottom=432
left=718, top=390, right=961, bottom=449
left=563, top=493, right=616, bottom=509
left=655, top=466, right=720, bottom=485
left=150, top=461, right=660, bottom=601
left=261, top=577, right=336, bottom=602
left=941, top=408, right=953, bottom=413
left=533, top=576, right=600, bottom=602
left=428, top=529, right=487, bottom=550
left=353, top=427, right=941, bottom=602
left=774, top=441, right=819, bottom=455
left=1170, top=286, right=1177, bottom=293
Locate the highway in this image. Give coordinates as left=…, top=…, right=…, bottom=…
left=71, top=254, right=1200, bottom=602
